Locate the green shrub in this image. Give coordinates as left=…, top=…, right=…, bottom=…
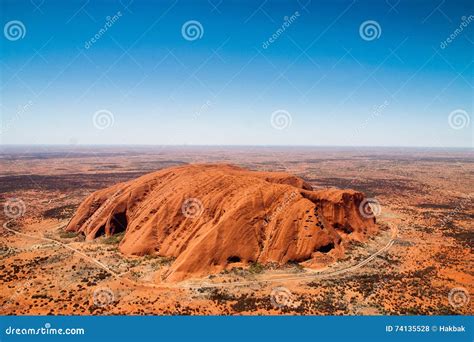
left=248, top=262, right=265, bottom=274
left=102, top=232, right=125, bottom=244
left=58, top=230, right=78, bottom=239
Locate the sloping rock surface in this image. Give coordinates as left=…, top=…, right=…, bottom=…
left=67, top=164, right=377, bottom=281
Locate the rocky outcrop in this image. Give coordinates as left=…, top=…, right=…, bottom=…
left=67, top=164, right=377, bottom=281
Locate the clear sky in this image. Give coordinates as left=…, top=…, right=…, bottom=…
left=0, top=0, right=473, bottom=147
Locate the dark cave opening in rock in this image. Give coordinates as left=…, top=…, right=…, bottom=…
left=316, top=242, right=335, bottom=253
left=110, top=212, right=128, bottom=234
left=227, top=255, right=242, bottom=263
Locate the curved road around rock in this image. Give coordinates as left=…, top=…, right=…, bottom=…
left=2, top=219, right=398, bottom=290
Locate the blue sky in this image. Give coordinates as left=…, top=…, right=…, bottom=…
left=0, top=0, right=472, bottom=147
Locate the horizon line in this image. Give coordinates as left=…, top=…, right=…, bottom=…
left=1, top=144, right=472, bottom=150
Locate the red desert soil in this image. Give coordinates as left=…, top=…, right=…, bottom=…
left=67, top=164, right=377, bottom=282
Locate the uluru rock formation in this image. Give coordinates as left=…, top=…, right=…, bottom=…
left=67, top=164, right=378, bottom=282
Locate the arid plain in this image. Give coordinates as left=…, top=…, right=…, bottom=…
left=0, top=146, right=472, bottom=315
